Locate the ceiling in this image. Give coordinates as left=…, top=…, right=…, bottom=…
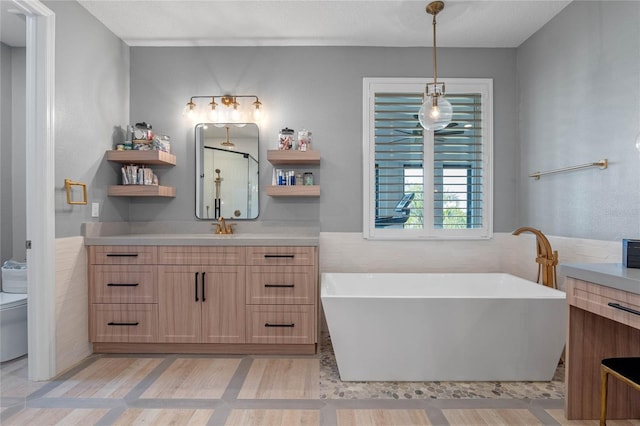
left=1, top=0, right=572, bottom=49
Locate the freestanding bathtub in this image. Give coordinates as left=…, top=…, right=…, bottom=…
left=321, top=273, right=566, bottom=382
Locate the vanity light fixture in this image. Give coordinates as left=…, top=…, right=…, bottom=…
left=183, top=94, right=264, bottom=123
left=418, top=1, right=453, bottom=131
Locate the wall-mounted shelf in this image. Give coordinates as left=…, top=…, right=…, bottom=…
left=106, top=150, right=176, bottom=197
left=267, top=150, right=320, bottom=165
left=266, top=185, right=320, bottom=197
left=106, top=150, right=176, bottom=165
left=108, top=185, right=176, bottom=197
left=266, top=150, right=321, bottom=198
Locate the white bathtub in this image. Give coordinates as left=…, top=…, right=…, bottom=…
left=321, top=273, right=566, bottom=382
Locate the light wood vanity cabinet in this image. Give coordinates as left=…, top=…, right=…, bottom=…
left=245, top=246, right=317, bottom=345
left=88, top=246, right=159, bottom=343
left=88, top=244, right=318, bottom=354
left=157, top=246, right=246, bottom=344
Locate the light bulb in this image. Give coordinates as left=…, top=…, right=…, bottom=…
left=253, top=99, right=263, bottom=121
left=209, top=107, right=218, bottom=121
left=418, top=95, right=453, bottom=131
left=253, top=106, right=262, bottom=121
left=231, top=106, right=240, bottom=121
left=183, top=100, right=197, bottom=120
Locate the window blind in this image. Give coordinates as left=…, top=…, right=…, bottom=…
left=374, top=92, right=483, bottom=229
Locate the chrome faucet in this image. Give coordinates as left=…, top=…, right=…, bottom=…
left=214, top=217, right=234, bottom=234
left=512, top=227, right=558, bottom=289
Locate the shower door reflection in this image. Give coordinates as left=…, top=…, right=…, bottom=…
left=196, top=123, right=259, bottom=219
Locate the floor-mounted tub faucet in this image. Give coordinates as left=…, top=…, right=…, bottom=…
left=512, top=227, right=558, bottom=289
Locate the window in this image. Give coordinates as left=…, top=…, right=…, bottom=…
left=363, top=78, right=493, bottom=239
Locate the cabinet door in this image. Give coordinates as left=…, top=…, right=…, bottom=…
left=201, top=266, right=246, bottom=343
left=157, top=266, right=202, bottom=343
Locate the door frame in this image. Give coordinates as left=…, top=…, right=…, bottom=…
left=13, top=0, right=56, bottom=381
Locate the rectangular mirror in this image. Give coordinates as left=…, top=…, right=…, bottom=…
left=195, top=123, right=259, bottom=219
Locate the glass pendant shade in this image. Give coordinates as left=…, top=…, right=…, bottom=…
left=231, top=106, right=240, bottom=121
left=208, top=106, right=218, bottom=121
left=418, top=95, right=453, bottom=131
left=183, top=101, right=197, bottom=120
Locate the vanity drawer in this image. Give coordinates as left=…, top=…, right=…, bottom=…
left=247, top=246, right=316, bottom=266
left=91, top=304, right=158, bottom=343
left=246, top=305, right=315, bottom=344
left=158, top=246, right=245, bottom=265
left=90, top=265, right=157, bottom=304
left=89, top=246, right=157, bottom=265
left=246, top=266, right=316, bottom=305
left=567, top=277, right=640, bottom=330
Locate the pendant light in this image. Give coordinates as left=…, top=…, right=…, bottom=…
left=418, top=1, right=453, bottom=131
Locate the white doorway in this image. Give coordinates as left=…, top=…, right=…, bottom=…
left=9, top=0, right=56, bottom=381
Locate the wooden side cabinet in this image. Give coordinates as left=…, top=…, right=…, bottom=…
left=565, top=277, right=640, bottom=420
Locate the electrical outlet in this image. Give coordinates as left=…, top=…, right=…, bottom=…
left=91, top=202, right=99, bottom=218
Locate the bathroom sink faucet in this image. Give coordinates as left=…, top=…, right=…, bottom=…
left=512, top=227, right=558, bottom=289
left=214, top=217, right=235, bottom=234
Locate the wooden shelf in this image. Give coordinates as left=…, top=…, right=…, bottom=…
left=106, top=150, right=176, bottom=166
left=266, top=185, right=320, bottom=197
left=108, top=185, right=176, bottom=197
left=267, top=150, right=320, bottom=165
left=106, top=150, right=176, bottom=198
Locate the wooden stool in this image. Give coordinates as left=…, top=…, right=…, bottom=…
left=600, top=357, right=640, bottom=426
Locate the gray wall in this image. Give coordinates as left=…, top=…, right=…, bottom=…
left=11, top=47, right=26, bottom=261
left=517, top=1, right=640, bottom=240
left=129, top=46, right=519, bottom=232
left=43, top=0, right=131, bottom=238
left=0, top=43, right=26, bottom=263
left=1, top=43, right=13, bottom=264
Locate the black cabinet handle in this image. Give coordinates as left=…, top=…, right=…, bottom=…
left=264, top=323, right=295, bottom=327
left=195, top=272, right=199, bottom=302
left=107, top=283, right=139, bottom=287
left=264, top=254, right=295, bottom=259
left=202, top=272, right=206, bottom=302
left=608, top=302, right=640, bottom=316
left=106, top=253, right=139, bottom=257
left=108, top=322, right=139, bottom=326
left=264, top=284, right=295, bottom=288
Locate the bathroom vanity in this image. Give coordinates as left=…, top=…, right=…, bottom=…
left=561, top=263, right=640, bottom=420
left=85, top=231, right=319, bottom=355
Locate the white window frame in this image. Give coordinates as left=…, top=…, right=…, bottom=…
left=363, top=77, right=493, bottom=240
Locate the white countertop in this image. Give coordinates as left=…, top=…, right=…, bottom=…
left=559, top=263, right=640, bottom=295
left=82, top=221, right=320, bottom=246
left=84, top=232, right=319, bottom=246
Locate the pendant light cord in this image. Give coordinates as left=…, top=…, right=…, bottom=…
left=432, top=13, right=438, bottom=87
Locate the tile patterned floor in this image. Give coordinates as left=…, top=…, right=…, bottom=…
left=1, top=335, right=639, bottom=425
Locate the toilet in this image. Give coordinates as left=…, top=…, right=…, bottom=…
left=0, top=263, right=28, bottom=362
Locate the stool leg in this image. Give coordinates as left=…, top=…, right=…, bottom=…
left=600, top=367, right=608, bottom=426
